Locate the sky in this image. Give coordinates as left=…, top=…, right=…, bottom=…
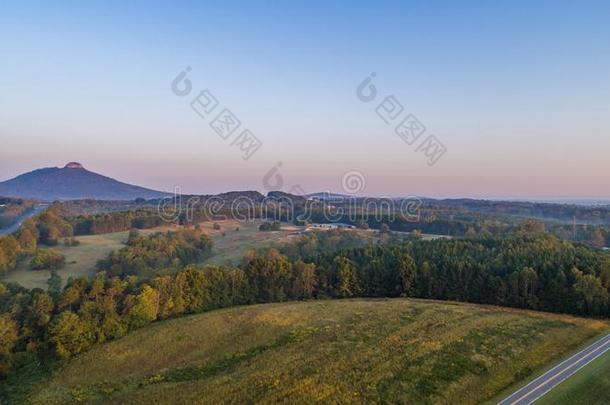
left=1, top=0, right=609, bottom=199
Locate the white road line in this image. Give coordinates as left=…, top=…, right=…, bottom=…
left=500, top=335, right=610, bottom=404
left=523, top=343, right=610, bottom=405
left=508, top=339, right=610, bottom=404
left=501, top=334, right=610, bottom=401
left=498, top=333, right=610, bottom=405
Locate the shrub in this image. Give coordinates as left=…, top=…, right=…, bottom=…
left=30, top=249, right=66, bottom=270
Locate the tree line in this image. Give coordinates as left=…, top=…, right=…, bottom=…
left=290, top=234, right=610, bottom=316
left=17, top=199, right=608, bottom=250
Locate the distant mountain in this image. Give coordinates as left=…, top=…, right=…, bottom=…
left=267, top=191, right=307, bottom=204
left=306, top=192, right=352, bottom=200
left=215, top=190, right=265, bottom=202
left=0, top=163, right=170, bottom=201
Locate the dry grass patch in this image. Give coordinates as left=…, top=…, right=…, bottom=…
left=30, top=299, right=607, bottom=404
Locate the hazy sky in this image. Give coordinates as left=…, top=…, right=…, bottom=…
left=1, top=1, right=609, bottom=198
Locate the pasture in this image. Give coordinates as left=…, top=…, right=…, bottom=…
left=194, top=219, right=304, bottom=265
left=28, top=299, right=608, bottom=404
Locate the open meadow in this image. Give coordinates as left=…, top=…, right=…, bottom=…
left=194, top=219, right=305, bottom=265
left=28, top=299, right=608, bottom=404
left=1, top=232, right=128, bottom=289
left=0, top=220, right=307, bottom=289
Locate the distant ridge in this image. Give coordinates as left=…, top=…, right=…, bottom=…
left=0, top=163, right=170, bottom=201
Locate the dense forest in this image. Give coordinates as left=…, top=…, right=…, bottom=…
left=45, top=194, right=610, bottom=243
left=68, top=210, right=168, bottom=235
left=420, top=198, right=610, bottom=224
left=45, top=197, right=610, bottom=248
left=284, top=232, right=610, bottom=316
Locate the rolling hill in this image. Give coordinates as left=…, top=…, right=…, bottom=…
left=0, top=163, right=169, bottom=201
left=24, top=299, right=607, bottom=404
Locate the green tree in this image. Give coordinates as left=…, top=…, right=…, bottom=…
left=334, top=256, right=361, bottom=298
left=49, top=311, right=94, bottom=359
left=152, top=275, right=178, bottom=319
left=124, top=285, right=160, bottom=328
left=600, top=262, right=610, bottom=289
left=0, top=314, right=18, bottom=375
left=18, top=227, right=38, bottom=252
left=243, top=250, right=291, bottom=302
left=417, top=261, right=433, bottom=297
left=0, top=236, right=20, bottom=271
left=37, top=207, right=73, bottom=246
left=519, top=267, right=539, bottom=308
left=0, top=247, right=8, bottom=275
left=58, top=278, right=88, bottom=311
left=173, top=266, right=211, bottom=313
left=398, top=254, right=417, bottom=296
left=47, top=269, right=63, bottom=299
left=29, top=291, right=54, bottom=328
left=30, top=248, right=65, bottom=270
left=517, top=219, right=545, bottom=236
left=291, top=261, right=317, bottom=299
left=573, top=271, right=609, bottom=315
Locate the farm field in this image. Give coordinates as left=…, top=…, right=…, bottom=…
left=537, top=348, right=610, bottom=405
left=28, top=299, right=608, bottom=404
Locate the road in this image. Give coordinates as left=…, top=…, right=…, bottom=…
left=498, top=333, right=610, bottom=405
left=0, top=205, right=48, bottom=236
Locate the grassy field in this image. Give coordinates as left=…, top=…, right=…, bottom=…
left=194, top=219, right=304, bottom=266
left=28, top=299, right=607, bottom=404
left=537, top=347, right=610, bottom=405
left=1, top=232, right=129, bottom=289
left=132, top=219, right=309, bottom=266
left=0, top=220, right=304, bottom=289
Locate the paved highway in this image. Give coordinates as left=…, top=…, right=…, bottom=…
left=0, top=205, right=48, bottom=236
left=498, top=333, right=610, bottom=405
